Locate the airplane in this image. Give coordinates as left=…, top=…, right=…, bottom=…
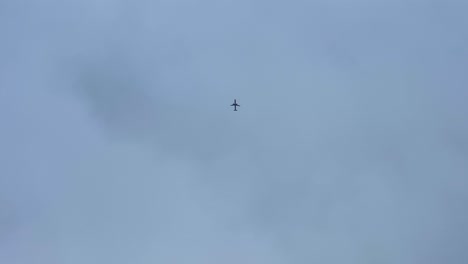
left=231, top=99, right=240, bottom=111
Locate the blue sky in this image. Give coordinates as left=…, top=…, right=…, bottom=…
left=1, top=0, right=468, bottom=263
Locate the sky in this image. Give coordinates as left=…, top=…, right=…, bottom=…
left=1, top=0, right=468, bottom=263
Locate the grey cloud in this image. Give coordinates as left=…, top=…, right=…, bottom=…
left=1, top=0, right=468, bottom=263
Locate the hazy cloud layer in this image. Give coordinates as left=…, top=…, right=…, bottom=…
left=1, top=0, right=468, bottom=263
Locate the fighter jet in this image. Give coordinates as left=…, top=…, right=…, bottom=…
left=231, top=99, right=240, bottom=111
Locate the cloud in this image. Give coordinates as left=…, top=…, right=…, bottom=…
left=1, top=0, right=468, bottom=263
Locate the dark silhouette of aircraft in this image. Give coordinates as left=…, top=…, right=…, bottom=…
left=231, top=99, right=240, bottom=111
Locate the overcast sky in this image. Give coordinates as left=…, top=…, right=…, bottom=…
left=1, top=0, right=468, bottom=263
